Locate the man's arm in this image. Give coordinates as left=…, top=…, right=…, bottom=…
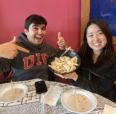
left=0, top=36, right=29, bottom=59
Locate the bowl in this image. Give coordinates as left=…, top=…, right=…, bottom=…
left=47, top=49, right=81, bottom=75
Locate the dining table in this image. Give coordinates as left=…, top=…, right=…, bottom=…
left=0, top=78, right=116, bottom=114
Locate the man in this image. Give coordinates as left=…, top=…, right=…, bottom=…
left=0, top=14, right=66, bottom=81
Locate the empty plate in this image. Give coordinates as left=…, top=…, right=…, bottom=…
left=61, top=89, right=97, bottom=114
left=0, top=83, right=28, bottom=103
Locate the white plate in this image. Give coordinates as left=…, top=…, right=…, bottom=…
left=61, top=89, right=97, bottom=114
left=0, top=83, right=28, bottom=103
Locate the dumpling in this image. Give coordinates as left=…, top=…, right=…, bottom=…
left=70, top=66, right=76, bottom=71
left=63, top=65, right=70, bottom=72
left=49, top=56, right=78, bottom=73
left=48, top=65, right=57, bottom=71
left=71, top=56, right=78, bottom=63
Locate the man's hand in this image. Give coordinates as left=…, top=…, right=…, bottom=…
left=57, top=32, right=67, bottom=50
left=0, top=36, right=29, bottom=59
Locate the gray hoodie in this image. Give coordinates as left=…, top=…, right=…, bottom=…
left=0, top=32, right=56, bottom=81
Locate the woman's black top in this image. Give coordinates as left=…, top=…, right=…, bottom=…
left=72, top=55, right=116, bottom=102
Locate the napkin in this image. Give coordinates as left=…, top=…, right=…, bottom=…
left=103, top=104, right=116, bottom=114
left=41, top=85, right=63, bottom=106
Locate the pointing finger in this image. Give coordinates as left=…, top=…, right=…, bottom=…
left=16, top=45, right=29, bottom=53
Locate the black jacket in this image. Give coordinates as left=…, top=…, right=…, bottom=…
left=72, top=56, right=116, bottom=101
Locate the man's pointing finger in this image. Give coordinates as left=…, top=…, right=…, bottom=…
left=16, top=45, right=29, bottom=53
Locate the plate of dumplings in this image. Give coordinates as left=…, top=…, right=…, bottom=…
left=47, top=49, right=81, bottom=75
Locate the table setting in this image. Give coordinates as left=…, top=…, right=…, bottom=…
left=0, top=78, right=116, bottom=114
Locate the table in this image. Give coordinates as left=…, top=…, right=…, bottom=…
left=0, top=79, right=115, bottom=114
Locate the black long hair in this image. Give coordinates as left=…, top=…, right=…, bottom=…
left=78, top=19, right=115, bottom=63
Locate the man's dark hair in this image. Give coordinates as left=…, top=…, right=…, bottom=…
left=24, top=14, right=47, bottom=31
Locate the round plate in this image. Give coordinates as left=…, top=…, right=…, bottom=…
left=47, top=49, right=81, bottom=75
left=61, top=89, right=97, bottom=114
left=0, top=83, right=28, bottom=103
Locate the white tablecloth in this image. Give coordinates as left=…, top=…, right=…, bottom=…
left=0, top=79, right=115, bottom=114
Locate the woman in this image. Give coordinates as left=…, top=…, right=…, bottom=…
left=56, top=19, right=116, bottom=102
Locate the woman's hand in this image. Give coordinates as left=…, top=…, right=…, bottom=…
left=54, top=72, right=78, bottom=81
left=57, top=32, right=67, bottom=50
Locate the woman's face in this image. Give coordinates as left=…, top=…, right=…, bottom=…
left=86, top=24, right=107, bottom=55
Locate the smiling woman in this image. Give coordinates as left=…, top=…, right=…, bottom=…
left=55, top=19, right=116, bottom=102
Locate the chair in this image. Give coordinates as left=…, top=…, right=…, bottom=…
left=0, top=71, right=12, bottom=84
left=0, top=73, right=5, bottom=83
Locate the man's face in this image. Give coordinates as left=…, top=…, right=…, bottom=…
left=24, top=23, right=46, bottom=47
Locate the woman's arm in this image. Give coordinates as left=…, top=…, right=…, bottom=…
left=72, top=72, right=114, bottom=94
left=55, top=66, right=116, bottom=95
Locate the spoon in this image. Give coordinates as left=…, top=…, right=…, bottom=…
left=59, top=47, right=71, bottom=58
